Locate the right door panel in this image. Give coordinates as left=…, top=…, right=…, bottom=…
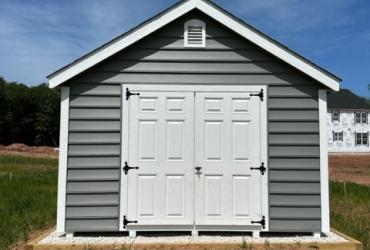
left=194, top=92, right=262, bottom=226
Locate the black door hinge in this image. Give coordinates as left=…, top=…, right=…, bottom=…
left=126, top=88, right=140, bottom=100
left=123, top=162, right=139, bottom=175
left=250, top=162, right=266, bottom=175
left=251, top=216, right=266, bottom=229
left=123, top=215, right=138, bottom=229
left=250, top=89, right=264, bottom=101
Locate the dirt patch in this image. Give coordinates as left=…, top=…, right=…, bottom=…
left=329, top=154, right=370, bottom=185
left=0, top=143, right=58, bottom=159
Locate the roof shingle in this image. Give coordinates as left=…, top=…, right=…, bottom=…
left=328, top=89, right=370, bottom=110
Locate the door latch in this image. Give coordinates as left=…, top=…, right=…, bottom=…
left=195, top=166, right=202, bottom=176
left=125, top=88, right=140, bottom=100
left=123, top=215, right=138, bottom=229
left=250, top=89, right=264, bottom=101
left=250, top=162, right=266, bottom=175
left=123, top=162, right=139, bottom=175
left=251, top=216, right=266, bottom=229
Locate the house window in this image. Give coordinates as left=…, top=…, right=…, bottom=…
left=333, top=131, right=343, bottom=142
left=355, top=132, right=369, bottom=146
left=362, top=112, right=368, bottom=124
left=355, top=112, right=368, bottom=124
left=332, top=111, right=340, bottom=122
left=184, top=19, right=206, bottom=47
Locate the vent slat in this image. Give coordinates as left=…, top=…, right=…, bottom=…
left=187, top=25, right=204, bottom=45
left=185, top=20, right=205, bottom=47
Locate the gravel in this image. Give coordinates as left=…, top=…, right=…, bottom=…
left=39, top=231, right=348, bottom=245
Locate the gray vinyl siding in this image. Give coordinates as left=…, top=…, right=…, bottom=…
left=65, top=83, right=121, bottom=232
left=64, top=10, right=321, bottom=232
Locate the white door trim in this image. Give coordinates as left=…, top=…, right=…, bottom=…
left=122, top=84, right=265, bottom=93
left=120, top=84, right=268, bottom=231
left=119, top=85, right=129, bottom=231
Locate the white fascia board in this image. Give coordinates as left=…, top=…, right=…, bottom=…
left=48, top=0, right=198, bottom=88
left=195, top=0, right=340, bottom=91
left=319, top=89, right=330, bottom=234
left=48, top=0, right=340, bottom=91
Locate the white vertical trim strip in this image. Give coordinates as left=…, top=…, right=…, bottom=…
left=56, top=87, right=70, bottom=233
left=260, top=85, right=269, bottom=231
left=319, top=89, right=330, bottom=233
left=120, top=84, right=130, bottom=231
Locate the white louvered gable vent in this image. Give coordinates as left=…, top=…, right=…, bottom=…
left=184, top=19, right=206, bottom=47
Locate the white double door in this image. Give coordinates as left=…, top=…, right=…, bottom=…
left=122, top=85, right=264, bottom=229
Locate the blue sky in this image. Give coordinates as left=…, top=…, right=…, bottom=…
left=0, top=0, right=369, bottom=97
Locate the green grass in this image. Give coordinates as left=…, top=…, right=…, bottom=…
left=330, top=181, right=370, bottom=250
left=0, top=155, right=57, bottom=250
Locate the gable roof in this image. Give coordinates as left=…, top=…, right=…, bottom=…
left=328, top=89, right=370, bottom=110
left=47, top=0, right=341, bottom=90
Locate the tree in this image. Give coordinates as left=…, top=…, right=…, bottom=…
left=0, top=77, right=60, bottom=146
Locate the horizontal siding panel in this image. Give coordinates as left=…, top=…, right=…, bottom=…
left=135, top=38, right=254, bottom=50
left=269, top=146, right=320, bottom=157
left=69, top=108, right=120, bottom=120
left=69, top=120, right=120, bottom=131
left=70, top=96, right=120, bottom=108
left=269, top=86, right=318, bottom=98
left=269, top=220, right=321, bottom=232
left=96, top=61, right=292, bottom=74
left=68, top=145, right=120, bottom=156
left=269, top=98, right=318, bottom=109
left=66, top=194, right=119, bottom=206
left=66, top=219, right=118, bottom=232
left=269, top=110, right=319, bottom=122
left=69, top=132, right=120, bottom=144
left=269, top=170, right=320, bottom=182
left=269, top=158, right=320, bottom=170
left=67, top=181, right=119, bottom=193
left=270, top=183, right=320, bottom=194
left=66, top=206, right=118, bottom=218
left=269, top=122, right=319, bottom=133
left=270, top=207, right=321, bottom=219
left=75, top=72, right=311, bottom=85
left=68, top=156, right=120, bottom=168
left=116, top=49, right=275, bottom=62
left=269, top=134, right=319, bottom=145
left=270, top=194, right=321, bottom=207
left=67, top=169, right=120, bottom=180
left=153, top=25, right=236, bottom=38
left=70, top=84, right=121, bottom=96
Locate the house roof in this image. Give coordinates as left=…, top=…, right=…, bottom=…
left=328, top=89, right=370, bottom=110
left=47, top=0, right=341, bottom=90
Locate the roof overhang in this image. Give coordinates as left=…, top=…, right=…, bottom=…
left=48, top=0, right=341, bottom=90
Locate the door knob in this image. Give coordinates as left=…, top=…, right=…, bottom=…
left=195, top=166, right=202, bottom=176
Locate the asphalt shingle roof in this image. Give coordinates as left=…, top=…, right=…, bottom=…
left=328, top=89, right=370, bottom=110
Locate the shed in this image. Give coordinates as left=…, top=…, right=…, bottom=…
left=48, top=0, right=341, bottom=237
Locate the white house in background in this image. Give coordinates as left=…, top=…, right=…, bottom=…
left=327, top=89, right=370, bottom=153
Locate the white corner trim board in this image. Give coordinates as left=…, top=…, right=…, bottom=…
left=48, top=0, right=340, bottom=91
left=319, top=89, right=330, bottom=234
left=56, top=87, right=70, bottom=233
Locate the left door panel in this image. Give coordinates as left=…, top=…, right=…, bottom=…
left=123, top=89, right=195, bottom=228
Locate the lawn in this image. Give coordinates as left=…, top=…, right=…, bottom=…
left=0, top=154, right=369, bottom=250
left=330, top=181, right=370, bottom=250
left=0, top=155, right=57, bottom=250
